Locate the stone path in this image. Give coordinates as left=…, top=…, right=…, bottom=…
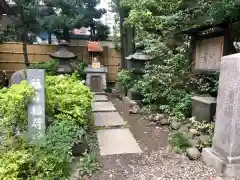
left=92, top=94, right=142, bottom=156
left=89, top=96, right=232, bottom=180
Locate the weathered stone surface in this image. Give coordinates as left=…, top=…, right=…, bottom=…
left=92, top=102, right=116, bottom=112
left=189, top=128, right=201, bottom=136
left=178, top=125, right=189, bottom=133
left=154, top=113, right=164, bottom=121
left=9, top=70, right=26, bottom=87
left=202, top=53, right=240, bottom=177
left=171, top=121, right=182, bottom=130
left=191, top=96, right=216, bottom=122
left=94, top=112, right=125, bottom=127
left=129, top=105, right=140, bottom=114
left=189, top=138, right=198, bottom=147
left=97, top=129, right=142, bottom=155
left=93, top=95, right=108, bottom=102
left=127, top=88, right=142, bottom=100
left=199, top=135, right=210, bottom=145
left=159, top=118, right=170, bottom=125
left=186, top=148, right=201, bottom=160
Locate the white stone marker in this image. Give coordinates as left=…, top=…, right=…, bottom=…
left=202, top=53, right=240, bottom=177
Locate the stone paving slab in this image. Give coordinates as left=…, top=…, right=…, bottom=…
left=97, top=128, right=142, bottom=155
left=94, top=112, right=125, bottom=127
left=92, top=102, right=116, bottom=112
left=93, top=92, right=105, bottom=95
left=94, top=95, right=108, bottom=102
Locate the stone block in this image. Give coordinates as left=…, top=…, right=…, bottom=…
left=97, top=128, right=142, bottom=155
left=94, top=112, right=125, bottom=127
left=92, top=102, right=116, bottom=112
left=127, top=88, right=142, bottom=100
left=93, top=95, right=108, bottom=102
left=191, top=96, right=216, bottom=122
left=201, top=53, right=240, bottom=178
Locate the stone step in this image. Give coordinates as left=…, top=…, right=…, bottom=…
left=92, top=101, right=116, bottom=112
left=97, top=128, right=142, bottom=155
left=93, top=95, right=108, bottom=102
left=94, top=112, right=125, bottom=127
left=93, top=91, right=105, bottom=95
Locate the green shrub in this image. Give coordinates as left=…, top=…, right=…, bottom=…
left=34, top=119, right=86, bottom=179
left=46, top=74, right=93, bottom=125
left=72, top=61, right=88, bottom=80
left=0, top=74, right=94, bottom=179
left=116, top=69, right=136, bottom=90
left=0, top=81, right=34, bottom=138
left=30, top=59, right=58, bottom=75
left=0, top=150, right=36, bottom=179
left=78, top=152, right=100, bottom=177
left=169, top=131, right=191, bottom=153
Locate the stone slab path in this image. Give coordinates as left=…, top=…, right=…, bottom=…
left=94, top=95, right=108, bottom=102
left=92, top=101, right=116, bottom=112
left=94, top=112, right=125, bottom=127
left=92, top=94, right=142, bottom=156
left=97, top=129, right=142, bottom=155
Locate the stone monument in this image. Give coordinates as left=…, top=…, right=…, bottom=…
left=27, top=69, right=45, bottom=141
left=201, top=53, right=240, bottom=177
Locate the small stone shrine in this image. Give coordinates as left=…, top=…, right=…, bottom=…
left=202, top=53, right=240, bottom=177
left=183, top=23, right=235, bottom=121
left=50, top=40, right=76, bottom=74
left=85, top=41, right=107, bottom=92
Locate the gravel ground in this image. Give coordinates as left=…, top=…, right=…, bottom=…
left=89, top=96, right=236, bottom=180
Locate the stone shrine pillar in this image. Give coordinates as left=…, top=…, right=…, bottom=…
left=202, top=53, right=240, bottom=177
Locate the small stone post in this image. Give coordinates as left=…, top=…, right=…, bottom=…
left=202, top=53, right=240, bottom=177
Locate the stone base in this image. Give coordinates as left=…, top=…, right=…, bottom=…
left=201, top=148, right=240, bottom=178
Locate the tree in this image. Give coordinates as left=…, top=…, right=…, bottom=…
left=41, top=0, right=109, bottom=41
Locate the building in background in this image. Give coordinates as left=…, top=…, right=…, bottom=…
left=98, top=0, right=115, bottom=37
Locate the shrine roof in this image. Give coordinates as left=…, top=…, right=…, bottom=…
left=88, top=41, right=103, bottom=52
left=182, top=22, right=228, bottom=36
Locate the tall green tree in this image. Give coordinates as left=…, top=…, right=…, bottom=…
left=41, top=0, right=109, bottom=41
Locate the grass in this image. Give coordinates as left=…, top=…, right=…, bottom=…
left=168, top=131, right=191, bottom=153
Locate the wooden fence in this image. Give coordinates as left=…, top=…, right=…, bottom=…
left=0, top=43, right=120, bottom=82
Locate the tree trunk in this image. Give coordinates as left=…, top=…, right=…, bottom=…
left=63, top=28, right=70, bottom=42
left=48, top=31, right=52, bottom=44
left=118, top=0, right=126, bottom=69
left=22, top=30, right=30, bottom=67
left=20, top=7, right=30, bottom=67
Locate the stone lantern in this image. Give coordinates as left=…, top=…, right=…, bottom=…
left=50, top=40, right=77, bottom=74
left=126, top=44, right=153, bottom=74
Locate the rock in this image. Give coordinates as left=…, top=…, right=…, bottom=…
left=147, top=114, right=154, bottom=121
left=185, top=123, right=191, bottom=128
left=186, top=132, right=194, bottom=139
left=129, top=100, right=137, bottom=107
left=189, top=117, right=196, bottom=122
left=189, top=128, right=201, bottom=136
left=199, top=135, right=211, bottom=145
left=159, top=118, right=170, bottom=125
left=149, top=122, right=156, bottom=126
left=178, top=125, right=189, bottom=133
left=189, top=138, right=198, bottom=147
left=186, top=147, right=201, bottom=160
left=154, top=113, right=165, bottom=121
left=129, top=105, right=140, bottom=114
left=171, top=121, right=182, bottom=130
